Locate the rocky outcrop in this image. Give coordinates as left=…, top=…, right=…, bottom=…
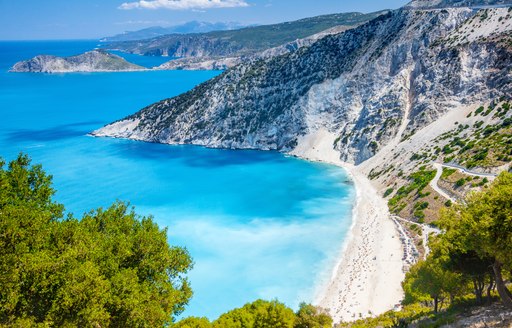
left=10, top=50, right=145, bottom=73
left=93, top=7, right=512, bottom=165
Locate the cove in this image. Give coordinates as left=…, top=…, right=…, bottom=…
left=0, top=41, right=355, bottom=319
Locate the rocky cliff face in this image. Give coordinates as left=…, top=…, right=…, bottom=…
left=156, top=25, right=351, bottom=71
left=406, top=0, right=512, bottom=9
left=10, top=50, right=145, bottom=73
left=93, top=7, right=512, bottom=164
left=105, top=12, right=385, bottom=59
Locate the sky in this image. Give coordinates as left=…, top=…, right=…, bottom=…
left=0, top=0, right=410, bottom=40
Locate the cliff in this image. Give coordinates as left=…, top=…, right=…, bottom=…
left=93, top=7, right=512, bottom=165
left=156, top=25, right=351, bottom=70
left=10, top=50, right=145, bottom=73
left=105, top=12, right=386, bottom=59
left=405, top=0, right=512, bottom=9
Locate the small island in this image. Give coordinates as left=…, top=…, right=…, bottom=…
left=10, top=50, right=145, bottom=73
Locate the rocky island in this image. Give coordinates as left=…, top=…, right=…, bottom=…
left=10, top=50, right=145, bottom=73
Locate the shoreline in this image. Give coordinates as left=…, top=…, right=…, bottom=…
left=289, top=129, right=405, bottom=323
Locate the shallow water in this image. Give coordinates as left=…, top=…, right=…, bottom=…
left=0, top=40, right=355, bottom=319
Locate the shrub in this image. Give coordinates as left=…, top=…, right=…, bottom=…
left=384, top=188, right=394, bottom=197
left=455, top=178, right=466, bottom=187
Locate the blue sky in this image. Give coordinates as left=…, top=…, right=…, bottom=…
left=0, top=0, right=409, bottom=40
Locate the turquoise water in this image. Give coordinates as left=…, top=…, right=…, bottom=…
left=0, top=41, right=355, bottom=319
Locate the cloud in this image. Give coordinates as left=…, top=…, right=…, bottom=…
left=119, top=0, right=249, bottom=10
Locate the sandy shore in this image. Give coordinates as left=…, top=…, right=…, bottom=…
left=290, top=129, right=405, bottom=323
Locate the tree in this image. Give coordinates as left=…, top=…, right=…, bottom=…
left=294, top=303, right=332, bottom=328
left=212, top=300, right=295, bottom=328
left=172, top=317, right=212, bottom=328
left=402, top=255, right=463, bottom=312
left=0, top=154, right=194, bottom=327
left=439, top=172, right=512, bottom=309
left=431, top=237, right=494, bottom=305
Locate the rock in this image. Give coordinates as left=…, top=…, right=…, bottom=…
left=405, top=0, right=512, bottom=9
left=10, top=50, right=145, bottom=73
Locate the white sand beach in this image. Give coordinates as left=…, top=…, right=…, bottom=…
left=290, top=129, right=405, bottom=323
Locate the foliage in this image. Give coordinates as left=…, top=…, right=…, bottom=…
left=440, top=168, right=456, bottom=179
left=403, top=255, right=463, bottom=312
left=0, top=154, right=193, bottom=327
left=294, top=303, right=332, bottom=328
left=212, top=300, right=295, bottom=328
left=172, top=317, right=212, bottom=328
left=384, top=188, right=394, bottom=197
left=388, top=167, right=436, bottom=214
left=439, top=172, right=512, bottom=270
left=455, top=178, right=465, bottom=187
left=337, top=304, right=431, bottom=328
left=174, top=301, right=332, bottom=328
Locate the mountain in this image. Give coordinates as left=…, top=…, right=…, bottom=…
left=93, top=6, right=512, bottom=165
left=104, top=11, right=387, bottom=58
left=101, top=21, right=250, bottom=42
left=406, top=0, right=512, bottom=8
left=10, top=50, right=145, bottom=73
left=156, top=25, right=351, bottom=70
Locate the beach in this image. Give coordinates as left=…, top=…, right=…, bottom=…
left=290, top=129, right=405, bottom=323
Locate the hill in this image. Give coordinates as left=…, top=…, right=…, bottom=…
left=10, top=50, right=145, bottom=73
left=104, top=11, right=387, bottom=58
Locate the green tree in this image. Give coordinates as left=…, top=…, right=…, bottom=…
left=402, top=255, right=462, bottom=312
left=294, top=303, right=332, bottom=328
left=0, top=154, right=194, bottom=327
left=172, top=316, right=211, bottom=328
left=212, top=300, right=295, bottom=328
left=430, top=235, right=494, bottom=305
left=439, top=172, right=512, bottom=309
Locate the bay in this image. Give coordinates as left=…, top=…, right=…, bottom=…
left=0, top=40, right=355, bottom=319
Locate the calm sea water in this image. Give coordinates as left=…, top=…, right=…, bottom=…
left=0, top=40, right=355, bottom=319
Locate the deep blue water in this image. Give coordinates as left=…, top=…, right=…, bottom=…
left=0, top=41, right=355, bottom=319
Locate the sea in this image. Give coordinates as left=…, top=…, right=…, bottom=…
left=0, top=40, right=355, bottom=319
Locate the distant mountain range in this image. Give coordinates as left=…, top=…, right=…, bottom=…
left=101, top=21, right=252, bottom=42
left=103, top=11, right=387, bottom=58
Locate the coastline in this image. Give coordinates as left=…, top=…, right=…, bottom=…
left=289, top=129, right=405, bottom=323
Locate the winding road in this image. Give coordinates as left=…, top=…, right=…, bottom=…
left=430, top=163, right=458, bottom=203
left=429, top=162, right=498, bottom=203
left=438, top=162, right=498, bottom=178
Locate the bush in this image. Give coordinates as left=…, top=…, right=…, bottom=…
left=384, top=188, right=394, bottom=197
left=455, top=178, right=466, bottom=187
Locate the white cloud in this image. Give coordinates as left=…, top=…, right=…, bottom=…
left=119, top=0, right=249, bottom=10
